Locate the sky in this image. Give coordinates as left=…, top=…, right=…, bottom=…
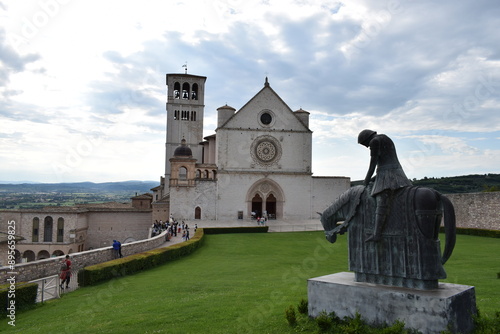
left=0, top=0, right=499, bottom=184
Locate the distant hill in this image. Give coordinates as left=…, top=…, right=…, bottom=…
left=0, top=181, right=159, bottom=194
left=351, top=173, right=500, bottom=194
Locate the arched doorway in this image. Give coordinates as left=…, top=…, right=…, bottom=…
left=266, top=194, right=277, bottom=219
left=52, top=250, right=64, bottom=257
left=195, top=206, right=201, bottom=219
left=37, top=250, right=50, bottom=260
left=251, top=194, right=263, bottom=217
left=23, top=250, right=35, bottom=262
left=247, top=180, right=284, bottom=219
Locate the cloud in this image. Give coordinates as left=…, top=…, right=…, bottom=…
left=0, top=0, right=499, bottom=182
left=0, top=27, right=40, bottom=95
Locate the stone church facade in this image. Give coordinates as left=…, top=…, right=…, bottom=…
left=152, top=73, right=350, bottom=221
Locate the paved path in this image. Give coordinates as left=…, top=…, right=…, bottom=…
left=154, top=218, right=324, bottom=249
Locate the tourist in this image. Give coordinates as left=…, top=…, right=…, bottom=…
left=112, top=240, right=121, bottom=258
left=59, top=255, right=71, bottom=290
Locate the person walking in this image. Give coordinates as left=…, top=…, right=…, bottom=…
left=59, top=255, right=72, bottom=290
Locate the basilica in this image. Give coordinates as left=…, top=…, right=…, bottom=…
left=151, top=73, right=350, bottom=221
left=0, top=72, right=350, bottom=265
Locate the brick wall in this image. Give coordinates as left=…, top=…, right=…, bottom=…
left=0, top=231, right=168, bottom=284
left=446, top=192, right=500, bottom=230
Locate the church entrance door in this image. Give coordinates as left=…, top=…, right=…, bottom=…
left=265, top=194, right=276, bottom=219
left=195, top=206, right=201, bottom=219
left=251, top=194, right=263, bottom=217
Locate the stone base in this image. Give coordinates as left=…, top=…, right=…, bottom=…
left=308, top=272, right=477, bottom=334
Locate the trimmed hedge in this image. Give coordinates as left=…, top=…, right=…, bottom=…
left=0, top=282, right=38, bottom=318
left=440, top=226, right=500, bottom=238
left=78, top=228, right=205, bottom=286
left=203, top=226, right=269, bottom=234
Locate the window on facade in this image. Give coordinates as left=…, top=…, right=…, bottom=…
left=191, top=111, right=196, bottom=121
left=181, top=110, right=189, bottom=120
left=174, top=109, right=179, bottom=120
left=57, top=217, right=64, bottom=242
left=44, top=216, right=53, bottom=242
left=179, top=167, right=188, bottom=180
left=32, top=217, right=39, bottom=242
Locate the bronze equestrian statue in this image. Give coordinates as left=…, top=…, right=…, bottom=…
left=320, top=130, right=457, bottom=290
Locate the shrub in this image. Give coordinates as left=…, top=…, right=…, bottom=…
left=285, top=305, right=297, bottom=326
left=78, top=228, right=204, bottom=286
left=0, top=282, right=38, bottom=318
left=316, top=310, right=332, bottom=332
left=202, top=226, right=268, bottom=234
left=340, top=312, right=370, bottom=334
left=297, top=298, right=308, bottom=314
left=473, top=310, right=500, bottom=334
left=439, top=227, right=500, bottom=238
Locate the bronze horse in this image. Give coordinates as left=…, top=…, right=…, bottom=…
left=320, top=184, right=456, bottom=289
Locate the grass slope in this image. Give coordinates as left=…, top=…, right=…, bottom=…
left=1, top=232, right=498, bottom=333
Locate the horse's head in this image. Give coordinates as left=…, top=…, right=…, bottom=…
left=319, top=185, right=367, bottom=244
left=325, top=229, right=338, bottom=243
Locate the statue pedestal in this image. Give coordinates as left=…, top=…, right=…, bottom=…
left=308, top=272, right=476, bottom=334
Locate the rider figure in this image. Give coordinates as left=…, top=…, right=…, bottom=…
left=358, top=129, right=412, bottom=242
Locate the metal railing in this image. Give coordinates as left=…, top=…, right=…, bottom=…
left=29, top=269, right=79, bottom=303
left=29, top=275, right=60, bottom=303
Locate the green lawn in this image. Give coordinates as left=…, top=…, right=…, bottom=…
left=1, top=232, right=499, bottom=333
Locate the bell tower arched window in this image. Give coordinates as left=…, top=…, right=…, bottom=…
left=174, top=82, right=181, bottom=99
left=191, top=83, right=199, bottom=100
left=182, top=82, right=190, bottom=99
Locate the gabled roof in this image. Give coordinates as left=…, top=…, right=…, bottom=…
left=216, top=77, right=311, bottom=132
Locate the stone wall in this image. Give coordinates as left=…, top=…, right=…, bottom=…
left=85, top=210, right=151, bottom=249
left=446, top=192, right=500, bottom=230
left=0, top=231, right=168, bottom=284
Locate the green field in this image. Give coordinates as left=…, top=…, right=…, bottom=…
left=1, top=232, right=499, bottom=333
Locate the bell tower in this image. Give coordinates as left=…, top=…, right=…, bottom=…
left=165, top=73, right=207, bottom=179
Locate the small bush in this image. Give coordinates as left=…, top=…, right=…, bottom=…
left=473, top=310, right=500, bottom=334
left=285, top=305, right=297, bottom=327
left=297, top=298, right=308, bottom=314
left=316, top=310, right=332, bottom=332
left=380, top=320, right=410, bottom=334
left=340, top=312, right=370, bottom=334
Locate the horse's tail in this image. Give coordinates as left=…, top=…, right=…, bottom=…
left=440, top=194, right=456, bottom=264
